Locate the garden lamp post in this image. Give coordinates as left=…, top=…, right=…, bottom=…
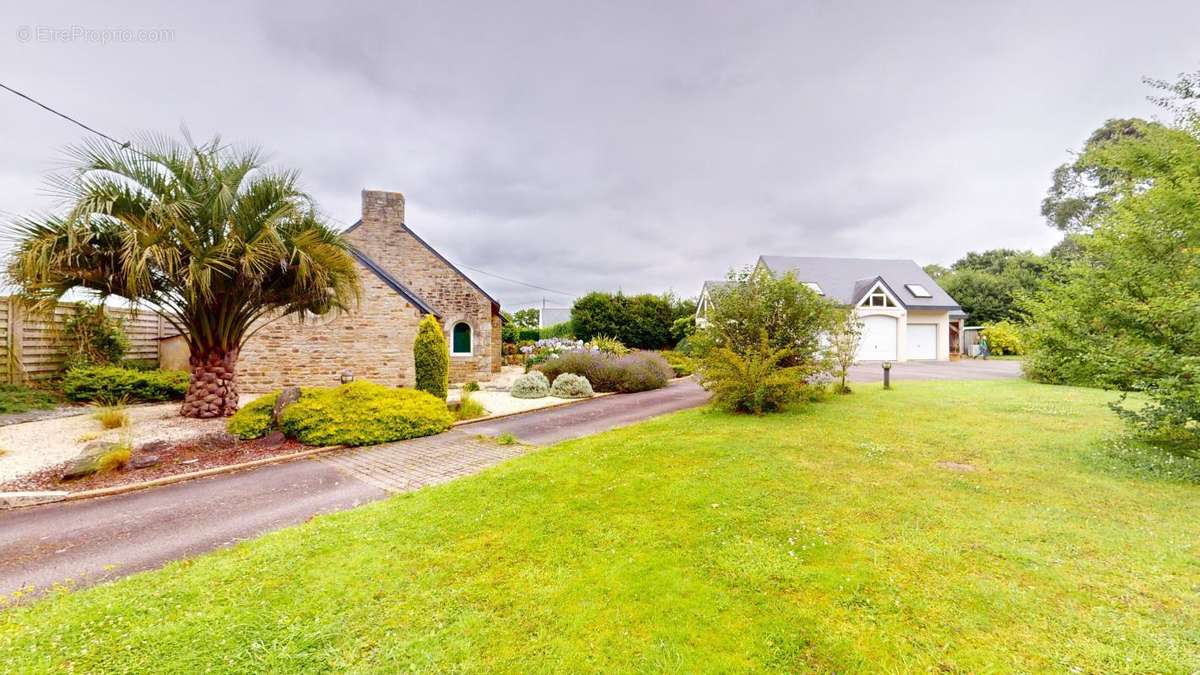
left=882, top=361, right=892, bottom=389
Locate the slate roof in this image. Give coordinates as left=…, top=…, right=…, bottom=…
left=756, top=256, right=962, bottom=310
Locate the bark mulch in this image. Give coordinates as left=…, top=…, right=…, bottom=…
left=0, top=433, right=309, bottom=493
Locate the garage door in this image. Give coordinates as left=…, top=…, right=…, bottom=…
left=906, top=323, right=937, bottom=360
left=857, top=315, right=897, bottom=361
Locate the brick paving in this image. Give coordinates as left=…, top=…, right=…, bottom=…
left=319, top=430, right=526, bottom=493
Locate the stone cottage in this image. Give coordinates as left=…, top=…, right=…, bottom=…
left=237, top=190, right=502, bottom=392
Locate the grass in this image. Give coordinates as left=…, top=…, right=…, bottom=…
left=1, top=380, right=1197, bottom=672
left=92, top=405, right=129, bottom=430
left=0, top=383, right=58, bottom=415
left=454, top=392, right=486, bottom=421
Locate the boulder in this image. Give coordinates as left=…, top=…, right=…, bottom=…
left=61, top=442, right=122, bottom=481
left=272, top=386, right=302, bottom=427
left=261, top=430, right=287, bottom=447
left=135, top=440, right=172, bottom=455
left=130, top=454, right=160, bottom=470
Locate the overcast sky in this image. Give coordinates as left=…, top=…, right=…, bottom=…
left=3, top=1, right=1199, bottom=310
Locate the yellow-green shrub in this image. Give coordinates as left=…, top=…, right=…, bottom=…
left=226, top=392, right=280, bottom=439
left=280, top=381, right=453, bottom=446
left=982, top=320, right=1024, bottom=356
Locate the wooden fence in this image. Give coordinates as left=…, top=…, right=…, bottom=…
left=0, top=298, right=166, bottom=384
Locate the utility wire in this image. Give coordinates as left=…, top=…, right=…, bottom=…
left=0, top=87, right=578, bottom=302
left=323, top=213, right=577, bottom=298
left=0, top=81, right=129, bottom=147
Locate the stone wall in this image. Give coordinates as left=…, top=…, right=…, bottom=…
left=238, top=271, right=423, bottom=392
left=347, top=190, right=501, bottom=383
left=237, top=189, right=501, bottom=392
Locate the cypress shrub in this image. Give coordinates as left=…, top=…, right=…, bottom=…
left=414, top=314, right=449, bottom=399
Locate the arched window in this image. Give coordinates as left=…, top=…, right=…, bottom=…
left=452, top=322, right=472, bottom=355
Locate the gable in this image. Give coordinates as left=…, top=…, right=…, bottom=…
left=341, top=190, right=500, bottom=316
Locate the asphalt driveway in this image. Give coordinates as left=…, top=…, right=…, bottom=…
left=847, top=358, right=1021, bottom=383
left=0, top=379, right=709, bottom=598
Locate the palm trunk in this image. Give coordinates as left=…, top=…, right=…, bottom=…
left=180, top=346, right=240, bottom=418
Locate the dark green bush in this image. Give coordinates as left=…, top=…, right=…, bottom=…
left=570, top=292, right=674, bottom=349
left=414, top=314, right=449, bottom=399
left=280, top=381, right=453, bottom=446
left=226, top=392, right=279, bottom=439
left=537, top=350, right=672, bottom=393
left=538, top=321, right=574, bottom=339
left=62, top=365, right=189, bottom=403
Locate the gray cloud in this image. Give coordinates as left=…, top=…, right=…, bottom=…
left=3, top=0, right=1199, bottom=309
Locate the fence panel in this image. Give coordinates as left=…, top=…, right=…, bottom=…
left=1, top=298, right=164, bottom=383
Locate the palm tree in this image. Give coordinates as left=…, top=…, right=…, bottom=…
left=4, top=134, right=360, bottom=418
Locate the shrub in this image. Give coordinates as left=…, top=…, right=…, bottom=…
left=226, top=392, right=280, bottom=440
left=981, top=320, right=1024, bottom=356
left=57, top=303, right=129, bottom=368
left=455, top=392, right=486, bottom=420
left=463, top=381, right=480, bottom=393
left=539, top=321, right=574, bottom=339
left=570, top=292, right=674, bottom=349
left=537, top=350, right=672, bottom=393
left=589, top=335, right=630, bottom=356
left=0, top=384, right=58, bottom=414
left=659, top=350, right=695, bottom=377
left=62, top=365, right=189, bottom=403
left=550, top=373, right=594, bottom=398
left=511, top=372, right=550, bottom=399
left=414, top=314, right=449, bottom=399
left=280, top=381, right=453, bottom=446
left=698, top=343, right=808, bottom=414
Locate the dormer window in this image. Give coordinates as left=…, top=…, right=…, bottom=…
left=905, top=284, right=932, bottom=298
left=803, top=282, right=824, bottom=295
left=859, top=282, right=898, bottom=308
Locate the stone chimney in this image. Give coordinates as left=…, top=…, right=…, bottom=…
left=361, top=189, right=405, bottom=227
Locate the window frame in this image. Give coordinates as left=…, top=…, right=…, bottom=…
left=451, top=321, right=473, bottom=355
left=905, top=283, right=932, bottom=298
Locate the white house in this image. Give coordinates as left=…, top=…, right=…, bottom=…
left=697, top=256, right=967, bottom=362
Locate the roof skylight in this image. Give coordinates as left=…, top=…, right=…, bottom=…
left=905, top=284, right=932, bottom=298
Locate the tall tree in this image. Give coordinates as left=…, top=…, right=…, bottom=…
left=1040, top=118, right=1163, bottom=232
left=4, top=134, right=360, bottom=418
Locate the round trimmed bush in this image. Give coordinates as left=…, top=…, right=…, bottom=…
left=511, top=372, right=550, bottom=399
left=274, top=381, right=452, bottom=446
left=550, top=373, right=593, bottom=398
left=537, top=350, right=672, bottom=393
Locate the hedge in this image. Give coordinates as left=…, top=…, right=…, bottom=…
left=62, top=365, right=189, bottom=403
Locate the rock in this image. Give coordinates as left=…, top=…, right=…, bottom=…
left=130, top=454, right=160, bottom=469
left=261, top=430, right=287, bottom=447
left=135, top=440, right=171, bottom=455
left=192, top=431, right=237, bottom=450
left=272, top=386, right=302, bottom=427
left=61, top=442, right=122, bottom=481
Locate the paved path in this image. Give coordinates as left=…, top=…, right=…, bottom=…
left=847, top=359, right=1021, bottom=383
left=0, top=380, right=709, bottom=598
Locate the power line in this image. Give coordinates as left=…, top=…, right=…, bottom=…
left=453, top=263, right=577, bottom=298
left=0, top=81, right=129, bottom=147
left=324, top=213, right=577, bottom=298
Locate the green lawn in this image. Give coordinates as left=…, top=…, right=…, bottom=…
left=2, top=381, right=1198, bottom=672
